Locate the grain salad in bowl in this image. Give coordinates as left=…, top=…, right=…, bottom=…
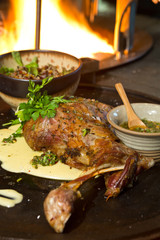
left=0, top=51, right=75, bottom=80
left=0, top=50, right=82, bottom=111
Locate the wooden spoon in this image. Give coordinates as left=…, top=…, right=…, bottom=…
left=115, top=83, right=147, bottom=130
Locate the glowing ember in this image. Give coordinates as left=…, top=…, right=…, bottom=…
left=0, top=0, right=114, bottom=58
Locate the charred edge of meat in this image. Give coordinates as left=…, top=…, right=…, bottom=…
left=65, top=148, right=81, bottom=158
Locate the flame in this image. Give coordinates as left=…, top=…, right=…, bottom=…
left=0, top=0, right=36, bottom=54
left=0, top=0, right=114, bottom=58
left=40, top=0, right=114, bottom=58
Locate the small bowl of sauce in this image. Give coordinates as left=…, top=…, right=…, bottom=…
left=107, top=103, right=160, bottom=161
left=120, top=119, right=160, bottom=133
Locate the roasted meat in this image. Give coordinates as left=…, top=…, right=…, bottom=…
left=23, top=97, right=154, bottom=233
left=23, top=97, right=145, bottom=170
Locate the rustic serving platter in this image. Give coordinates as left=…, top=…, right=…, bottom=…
left=1, top=83, right=160, bottom=240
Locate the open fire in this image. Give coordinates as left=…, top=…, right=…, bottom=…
left=0, top=0, right=154, bottom=73
left=0, top=0, right=114, bottom=58
left=0, top=0, right=36, bottom=54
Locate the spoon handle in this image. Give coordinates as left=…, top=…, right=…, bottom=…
left=115, top=83, right=138, bottom=121
left=115, top=83, right=147, bottom=129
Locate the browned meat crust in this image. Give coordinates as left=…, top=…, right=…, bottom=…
left=23, top=97, right=120, bottom=170
left=23, top=96, right=154, bottom=172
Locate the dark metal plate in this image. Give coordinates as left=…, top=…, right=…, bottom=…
left=0, top=84, right=160, bottom=240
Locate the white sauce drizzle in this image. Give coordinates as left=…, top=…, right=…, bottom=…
left=0, top=125, right=82, bottom=181
left=0, top=189, right=23, bottom=208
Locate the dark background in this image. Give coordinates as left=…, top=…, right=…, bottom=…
left=105, top=0, right=160, bottom=17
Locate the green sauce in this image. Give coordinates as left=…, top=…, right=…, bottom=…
left=31, top=151, right=60, bottom=169
left=120, top=119, right=160, bottom=133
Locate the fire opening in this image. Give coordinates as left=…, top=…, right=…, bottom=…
left=0, top=0, right=153, bottom=73
left=0, top=0, right=114, bottom=58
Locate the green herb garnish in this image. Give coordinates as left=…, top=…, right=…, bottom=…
left=0, top=67, right=14, bottom=75
left=11, top=51, right=39, bottom=76
left=17, top=177, right=22, bottom=182
left=82, top=128, right=90, bottom=137
left=3, top=118, right=20, bottom=127
left=31, top=151, right=59, bottom=169
left=15, top=77, right=71, bottom=123
left=2, top=126, right=23, bottom=143
left=2, top=77, right=71, bottom=143
left=25, top=56, right=39, bottom=76
left=12, top=51, right=23, bottom=66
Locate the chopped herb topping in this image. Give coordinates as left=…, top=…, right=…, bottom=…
left=17, top=178, right=22, bottom=182
left=31, top=151, right=59, bottom=169
left=78, top=116, right=83, bottom=121
left=82, top=128, right=90, bottom=136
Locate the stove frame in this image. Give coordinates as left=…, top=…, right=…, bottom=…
left=36, top=0, right=153, bottom=75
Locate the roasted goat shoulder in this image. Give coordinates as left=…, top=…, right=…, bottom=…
left=23, top=97, right=154, bottom=171
left=23, top=97, right=123, bottom=170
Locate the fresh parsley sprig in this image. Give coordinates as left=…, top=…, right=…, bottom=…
left=25, top=56, right=39, bottom=76
left=15, top=77, right=71, bottom=123
left=2, top=126, right=23, bottom=143
left=2, top=76, right=72, bottom=143
left=11, top=51, right=39, bottom=76
left=0, top=67, right=14, bottom=75
left=12, top=51, right=23, bottom=67
left=4, top=76, right=72, bottom=128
